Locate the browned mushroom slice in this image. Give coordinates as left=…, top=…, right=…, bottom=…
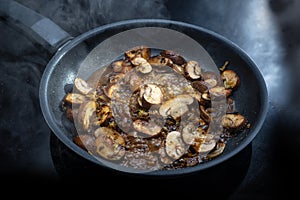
left=64, top=93, right=86, bottom=105
left=182, top=123, right=198, bottom=145
left=77, top=101, right=97, bottom=131
left=140, top=84, right=163, bottom=105
left=159, top=94, right=194, bottom=119
left=184, top=61, right=201, bottom=80
left=172, top=64, right=185, bottom=75
left=148, top=55, right=173, bottom=67
left=73, top=134, right=96, bottom=151
left=108, top=73, right=125, bottom=84
left=96, top=105, right=112, bottom=125
left=221, top=69, right=240, bottom=89
left=165, top=131, right=186, bottom=160
left=206, top=142, right=226, bottom=159
left=125, top=46, right=151, bottom=60
left=94, top=127, right=125, bottom=161
left=200, top=105, right=211, bottom=123
left=192, top=134, right=217, bottom=153
left=74, top=77, right=93, bottom=95
left=192, top=81, right=208, bottom=93
left=160, top=50, right=186, bottom=65
left=102, top=83, right=118, bottom=99
left=221, top=113, right=247, bottom=130
left=127, top=71, right=142, bottom=92
left=209, top=86, right=228, bottom=99
left=131, top=57, right=152, bottom=74
left=133, top=119, right=162, bottom=136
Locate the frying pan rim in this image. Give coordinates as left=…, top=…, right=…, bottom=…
left=39, top=18, right=269, bottom=177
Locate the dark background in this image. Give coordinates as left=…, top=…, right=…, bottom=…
left=1, top=0, right=300, bottom=199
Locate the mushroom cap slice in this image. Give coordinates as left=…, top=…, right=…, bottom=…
left=182, top=123, right=199, bottom=144
left=133, top=119, right=162, bottom=136
left=159, top=94, right=194, bottom=118
left=95, top=127, right=125, bottom=161
left=160, top=50, right=186, bottom=65
left=165, top=131, right=186, bottom=160
left=185, top=61, right=201, bottom=80
left=74, top=77, right=93, bottom=95
left=73, top=134, right=96, bottom=151
left=125, top=46, right=151, bottom=60
left=221, top=113, right=247, bottom=130
left=140, top=84, right=163, bottom=105
left=64, top=93, right=86, bottom=105
left=221, top=69, right=240, bottom=89
left=77, top=101, right=97, bottom=131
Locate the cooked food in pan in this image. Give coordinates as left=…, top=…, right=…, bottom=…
left=61, top=46, right=249, bottom=171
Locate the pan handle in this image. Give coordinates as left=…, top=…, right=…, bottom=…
left=0, top=0, right=73, bottom=49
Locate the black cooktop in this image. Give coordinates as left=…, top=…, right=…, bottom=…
left=1, top=0, right=299, bottom=198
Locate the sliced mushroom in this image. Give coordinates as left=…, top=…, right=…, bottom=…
left=184, top=61, right=201, bottom=80
left=131, top=57, right=152, bottom=74
left=133, top=119, right=162, bottom=136
left=190, top=133, right=216, bottom=153
left=182, top=123, right=198, bottom=144
left=95, top=105, right=112, bottom=125
left=160, top=50, right=186, bottom=65
left=128, top=72, right=142, bottom=92
left=102, top=83, right=118, bottom=99
left=200, top=105, right=211, bottom=123
left=221, top=69, right=240, bottom=89
left=64, top=93, right=86, bottom=105
left=140, top=84, right=163, bottom=105
left=196, top=139, right=217, bottom=153
left=206, top=142, right=226, bottom=159
left=209, top=86, right=228, bottom=99
left=111, top=60, right=133, bottom=74
left=74, top=77, right=93, bottom=95
left=159, top=94, right=194, bottom=119
left=77, top=101, right=97, bottom=131
left=171, top=64, right=185, bottom=75
left=222, top=113, right=247, bottom=130
left=108, top=73, right=125, bottom=84
left=73, top=134, right=96, bottom=151
left=192, top=81, right=208, bottom=93
left=94, top=127, right=125, bottom=161
left=148, top=55, right=173, bottom=67
left=165, top=131, right=186, bottom=160
left=125, top=46, right=151, bottom=60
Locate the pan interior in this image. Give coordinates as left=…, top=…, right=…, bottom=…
left=40, top=20, right=267, bottom=175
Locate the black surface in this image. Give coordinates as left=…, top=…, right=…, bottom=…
left=1, top=0, right=300, bottom=198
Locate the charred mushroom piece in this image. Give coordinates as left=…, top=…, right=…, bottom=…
left=221, top=69, right=240, bottom=89
left=165, top=131, right=186, bottom=160
left=159, top=94, right=194, bottom=119
left=64, top=93, right=86, bottom=105
left=125, top=46, right=151, bottom=60
left=77, top=101, right=97, bottom=131
left=131, top=57, right=152, bottom=74
left=184, top=61, right=202, bottom=80
left=95, top=127, right=125, bottom=161
left=192, top=81, right=208, bottom=93
left=74, top=77, right=93, bottom=95
left=140, top=84, right=163, bottom=105
left=160, top=50, right=186, bottom=65
left=133, top=119, right=162, bottom=136
left=222, top=113, right=247, bottom=130
left=73, top=134, right=96, bottom=151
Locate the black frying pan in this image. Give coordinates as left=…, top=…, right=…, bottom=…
left=1, top=0, right=268, bottom=177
